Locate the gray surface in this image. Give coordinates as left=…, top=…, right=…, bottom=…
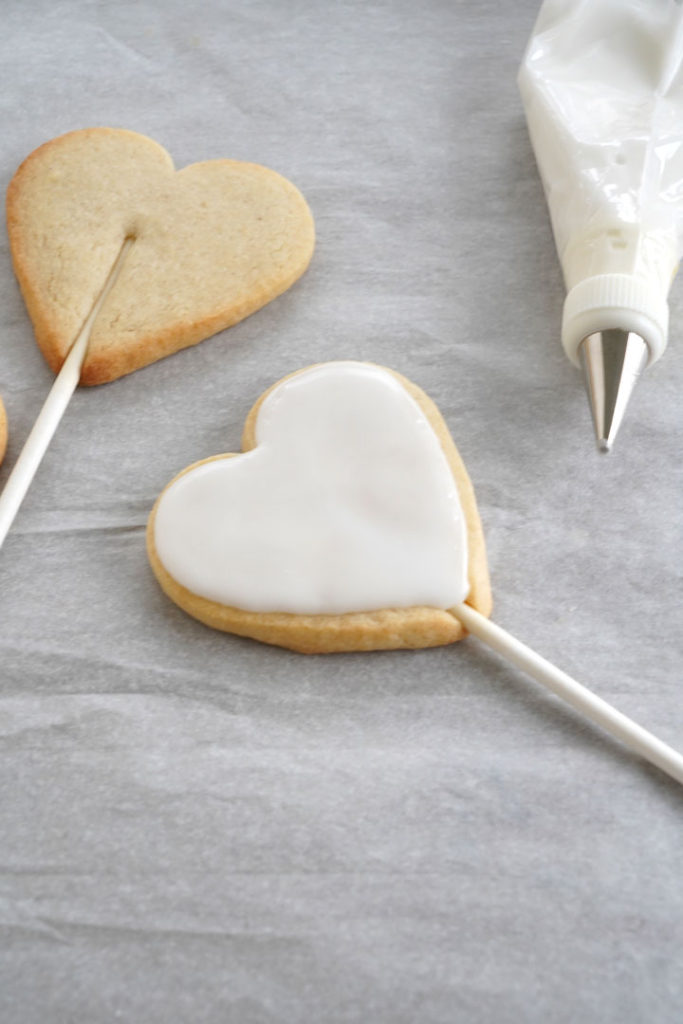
left=1, top=2, right=682, bottom=1022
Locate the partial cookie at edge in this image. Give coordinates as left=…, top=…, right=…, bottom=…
left=0, top=398, right=6, bottom=465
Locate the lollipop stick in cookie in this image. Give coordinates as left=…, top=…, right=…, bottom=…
left=0, top=238, right=132, bottom=550
left=450, top=603, right=683, bottom=787
left=147, top=361, right=683, bottom=790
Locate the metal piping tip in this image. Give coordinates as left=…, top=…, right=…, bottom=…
left=579, top=329, right=649, bottom=453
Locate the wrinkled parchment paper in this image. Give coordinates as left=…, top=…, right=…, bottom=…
left=1, top=2, right=682, bottom=1021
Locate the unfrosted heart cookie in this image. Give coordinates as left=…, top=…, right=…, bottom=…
left=147, top=362, right=491, bottom=653
left=6, top=128, right=315, bottom=385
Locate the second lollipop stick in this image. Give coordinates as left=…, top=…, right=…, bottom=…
left=0, top=237, right=133, bottom=552
left=450, top=602, right=683, bottom=787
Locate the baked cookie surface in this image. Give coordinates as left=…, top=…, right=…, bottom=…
left=148, top=362, right=491, bottom=653
left=7, top=128, right=315, bottom=384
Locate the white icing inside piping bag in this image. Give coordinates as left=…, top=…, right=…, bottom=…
left=519, top=1, right=683, bottom=448
left=519, top=0, right=683, bottom=366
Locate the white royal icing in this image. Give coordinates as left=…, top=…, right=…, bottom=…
left=153, top=362, right=469, bottom=614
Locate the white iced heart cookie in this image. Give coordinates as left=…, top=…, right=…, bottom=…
left=147, top=362, right=491, bottom=653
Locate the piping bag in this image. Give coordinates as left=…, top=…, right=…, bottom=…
left=519, top=0, right=683, bottom=451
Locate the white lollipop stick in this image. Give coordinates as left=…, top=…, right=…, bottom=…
left=450, top=602, right=683, bottom=787
left=0, top=239, right=133, bottom=551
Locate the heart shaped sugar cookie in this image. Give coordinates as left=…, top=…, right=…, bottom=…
left=147, top=362, right=491, bottom=653
left=6, top=128, right=315, bottom=385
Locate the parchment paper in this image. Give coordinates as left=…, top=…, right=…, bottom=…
left=1, top=2, right=682, bottom=1022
